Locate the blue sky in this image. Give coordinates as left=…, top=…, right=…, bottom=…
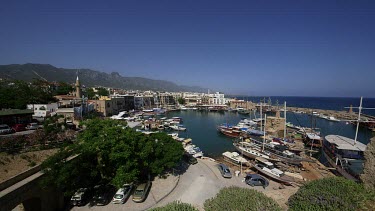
left=0, top=0, right=374, bottom=97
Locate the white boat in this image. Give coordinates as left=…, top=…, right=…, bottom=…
left=184, top=144, right=203, bottom=158
left=222, top=151, right=250, bottom=166
left=252, top=157, right=297, bottom=185
left=233, top=142, right=280, bottom=162
left=328, top=116, right=340, bottom=122
left=169, top=125, right=187, bottom=131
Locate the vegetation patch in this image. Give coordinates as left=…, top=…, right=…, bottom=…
left=151, top=201, right=198, bottom=211
left=204, top=186, right=281, bottom=211
left=288, top=177, right=375, bottom=211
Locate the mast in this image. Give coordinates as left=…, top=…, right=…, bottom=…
left=354, top=96, right=363, bottom=145
left=260, top=103, right=263, bottom=132
left=263, top=114, right=267, bottom=152
left=284, top=101, right=286, bottom=140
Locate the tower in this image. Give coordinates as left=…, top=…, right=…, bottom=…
left=75, top=75, right=82, bottom=98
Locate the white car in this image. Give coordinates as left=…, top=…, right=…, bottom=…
left=112, top=184, right=133, bottom=204
left=26, top=123, right=39, bottom=130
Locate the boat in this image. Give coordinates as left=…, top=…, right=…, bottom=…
left=238, top=110, right=250, bottom=115
left=252, top=157, right=298, bottom=185
left=246, top=128, right=264, bottom=136
left=217, top=125, right=243, bottom=138
left=233, top=142, right=281, bottom=162
left=246, top=138, right=311, bottom=166
left=328, top=116, right=340, bottom=122
left=169, top=125, right=187, bottom=131
left=322, top=97, right=372, bottom=182
left=322, top=135, right=366, bottom=182
left=157, top=125, right=165, bottom=130
left=222, top=151, right=250, bottom=166
left=304, top=133, right=323, bottom=148
left=184, top=144, right=204, bottom=158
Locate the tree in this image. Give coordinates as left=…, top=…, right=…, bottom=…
left=86, top=88, right=96, bottom=100
left=177, top=97, right=185, bottom=105
left=204, top=186, right=281, bottom=211
left=288, top=177, right=374, bottom=211
left=97, top=87, right=109, bottom=96
left=54, top=81, right=74, bottom=95
left=361, top=137, right=375, bottom=191
left=151, top=201, right=198, bottom=211
left=42, top=119, right=184, bottom=195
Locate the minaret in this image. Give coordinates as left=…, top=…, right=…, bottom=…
left=75, top=75, right=82, bottom=98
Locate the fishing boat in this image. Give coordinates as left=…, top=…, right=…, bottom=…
left=321, top=97, right=372, bottom=182
left=323, top=135, right=366, bottom=182
left=328, top=116, right=340, bottom=122
left=222, top=151, right=250, bottom=166
left=252, top=157, right=298, bottom=185
left=233, top=142, right=281, bottom=162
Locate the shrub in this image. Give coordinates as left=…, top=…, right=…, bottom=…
left=151, top=201, right=198, bottom=211
left=288, top=177, right=374, bottom=211
left=204, top=186, right=281, bottom=211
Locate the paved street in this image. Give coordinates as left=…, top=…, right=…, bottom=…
left=71, top=158, right=297, bottom=211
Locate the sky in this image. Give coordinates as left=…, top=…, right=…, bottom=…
left=0, top=0, right=374, bottom=97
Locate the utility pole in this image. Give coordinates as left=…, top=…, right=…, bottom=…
left=284, top=101, right=286, bottom=141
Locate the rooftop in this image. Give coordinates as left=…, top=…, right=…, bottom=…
left=0, top=109, right=34, bottom=116
left=325, top=135, right=367, bottom=151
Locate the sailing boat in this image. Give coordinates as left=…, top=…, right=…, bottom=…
left=322, top=97, right=371, bottom=182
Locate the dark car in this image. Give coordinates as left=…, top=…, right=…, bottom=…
left=71, top=188, right=90, bottom=206
left=132, top=181, right=151, bottom=203
left=12, top=124, right=26, bottom=132
left=183, top=154, right=198, bottom=165
left=92, top=185, right=115, bottom=206
left=218, top=163, right=232, bottom=178
left=245, top=174, right=269, bottom=188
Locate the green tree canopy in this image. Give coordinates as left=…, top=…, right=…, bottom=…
left=288, top=177, right=375, bottom=211
left=0, top=79, right=56, bottom=109
left=97, top=87, right=109, bottom=96
left=177, top=97, right=185, bottom=105
left=86, top=87, right=96, bottom=99
left=151, top=201, right=198, bottom=211
left=54, top=81, right=74, bottom=95
left=361, top=137, right=375, bottom=191
left=204, top=186, right=281, bottom=211
left=42, top=119, right=184, bottom=195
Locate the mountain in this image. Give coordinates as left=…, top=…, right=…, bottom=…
left=0, top=63, right=207, bottom=92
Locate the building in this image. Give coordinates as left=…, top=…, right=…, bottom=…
left=26, top=103, right=59, bottom=120
left=0, top=109, right=34, bottom=126
left=208, top=92, right=227, bottom=105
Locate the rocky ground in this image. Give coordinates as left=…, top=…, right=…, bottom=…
left=0, top=149, right=58, bottom=182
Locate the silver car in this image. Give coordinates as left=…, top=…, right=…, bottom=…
left=218, top=163, right=232, bottom=178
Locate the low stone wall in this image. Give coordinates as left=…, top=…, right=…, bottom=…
left=0, top=164, right=41, bottom=191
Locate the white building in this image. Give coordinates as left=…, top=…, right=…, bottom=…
left=208, top=92, right=227, bottom=105
left=27, top=103, right=59, bottom=119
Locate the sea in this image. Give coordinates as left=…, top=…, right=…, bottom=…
left=165, top=96, right=375, bottom=158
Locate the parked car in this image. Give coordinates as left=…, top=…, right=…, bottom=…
left=245, top=174, right=269, bottom=188
left=112, top=184, right=134, bottom=204
left=183, top=153, right=198, bottom=165
left=132, top=181, right=151, bottom=203
left=12, top=124, right=26, bottom=132
left=218, top=163, right=232, bottom=178
left=71, top=188, right=90, bottom=206
left=0, top=124, right=14, bottom=135
left=26, top=123, right=39, bottom=130
left=92, top=185, right=115, bottom=206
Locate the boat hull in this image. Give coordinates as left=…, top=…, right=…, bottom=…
left=252, top=165, right=294, bottom=185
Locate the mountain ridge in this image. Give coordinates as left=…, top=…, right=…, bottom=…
left=0, top=63, right=208, bottom=92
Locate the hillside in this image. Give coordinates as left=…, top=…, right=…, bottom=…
left=0, top=63, right=207, bottom=92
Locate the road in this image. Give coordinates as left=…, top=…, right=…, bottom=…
left=71, top=158, right=297, bottom=210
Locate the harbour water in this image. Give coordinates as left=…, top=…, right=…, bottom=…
left=165, top=110, right=374, bottom=158
left=233, top=96, right=375, bottom=116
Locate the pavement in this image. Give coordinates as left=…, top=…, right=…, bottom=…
left=71, top=158, right=298, bottom=211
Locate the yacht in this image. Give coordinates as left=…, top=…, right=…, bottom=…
left=222, top=151, right=250, bottom=166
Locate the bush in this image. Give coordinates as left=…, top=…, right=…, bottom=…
left=288, top=177, right=374, bottom=211
left=151, top=201, right=198, bottom=211
left=204, top=186, right=281, bottom=211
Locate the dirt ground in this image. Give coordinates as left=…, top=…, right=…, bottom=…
left=0, top=149, right=58, bottom=182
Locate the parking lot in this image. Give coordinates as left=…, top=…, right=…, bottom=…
left=71, top=158, right=297, bottom=210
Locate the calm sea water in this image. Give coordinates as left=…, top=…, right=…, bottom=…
left=231, top=96, right=375, bottom=116
left=165, top=110, right=374, bottom=158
